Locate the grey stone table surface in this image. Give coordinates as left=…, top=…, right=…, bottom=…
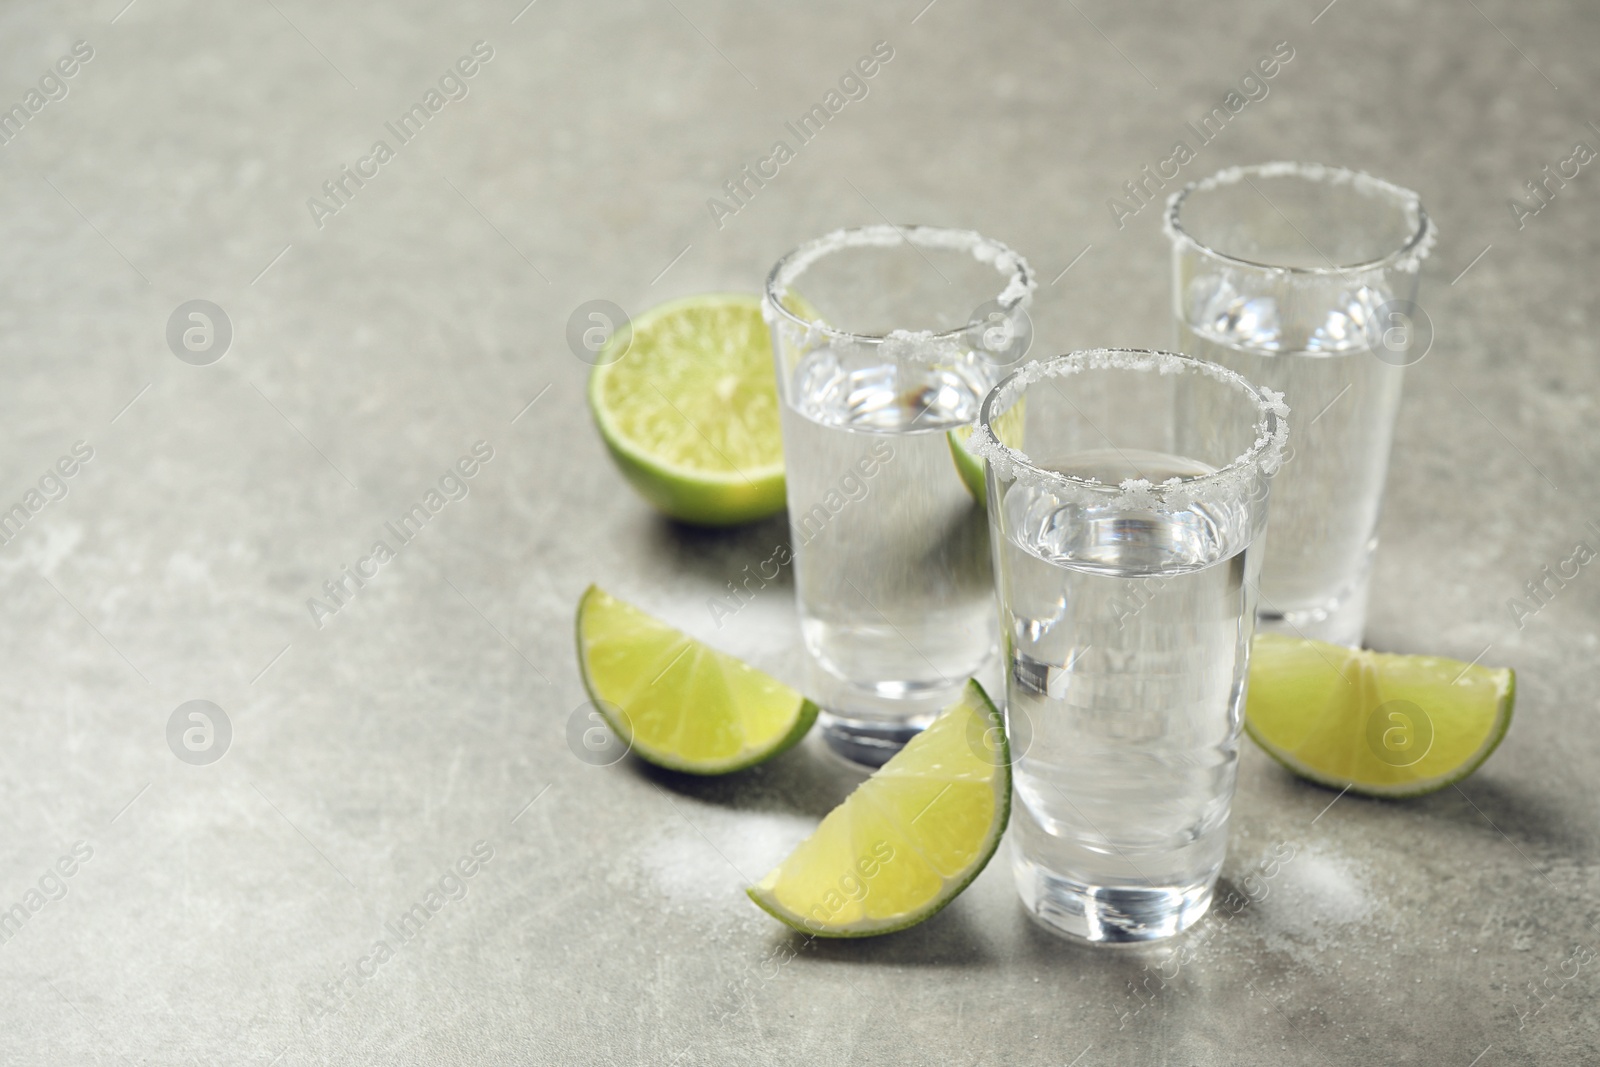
left=0, top=0, right=1596, bottom=1063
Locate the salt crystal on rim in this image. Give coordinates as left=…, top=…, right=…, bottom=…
left=1164, top=161, right=1437, bottom=275
left=966, top=348, right=1290, bottom=510
left=761, top=225, right=1036, bottom=361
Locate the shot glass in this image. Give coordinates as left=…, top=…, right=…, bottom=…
left=763, top=225, right=1035, bottom=767
left=968, top=349, right=1288, bottom=942
left=1166, top=162, right=1435, bottom=646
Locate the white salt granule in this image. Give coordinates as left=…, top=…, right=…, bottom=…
left=1163, top=161, right=1437, bottom=274
left=1252, top=846, right=1378, bottom=968
left=762, top=224, right=1036, bottom=356
left=634, top=808, right=814, bottom=927
left=965, top=348, right=1289, bottom=511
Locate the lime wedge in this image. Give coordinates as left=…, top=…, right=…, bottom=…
left=948, top=426, right=988, bottom=506
left=947, top=396, right=1025, bottom=507
left=1246, top=633, right=1515, bottom=798
left=575, top=585, right=816, bottom=774
left=747, top=681, right=1010, bottom=937
left=588, top=294, right=784, bottom=526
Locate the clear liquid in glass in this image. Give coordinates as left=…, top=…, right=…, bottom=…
left=999, top=448, right=1258, bottom=941
left=781, top=345, right=996, bottom=764
left=1177, top=277, right=1403, bottom=645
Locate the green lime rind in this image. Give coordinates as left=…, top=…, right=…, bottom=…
left=590, top=692, right=819, bottom=778
left=587, top=293, right=785, bottom=527
left=592, top=438, right=784, bottom=529
left=1241, top=633, right=1516, bottom=799
left=745, top=679, right=1011, bottom=938
left=948, top=394, right=1027, bottom=509
left=1246, top=672, right=1513, bottom=798
left=947, top=428, right=988, bottom=507
left=574, top=585, right=817, bottom=776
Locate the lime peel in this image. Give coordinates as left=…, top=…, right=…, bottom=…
left=747, top=680, right=1010, bottom=937
left=575, top=585, right=816, bottom=775
left=588, top=293, right=784, bottom=526
left=1245, top=633, right=1514, bottom=798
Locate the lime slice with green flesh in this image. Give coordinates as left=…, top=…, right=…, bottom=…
left=575, top=585, right=816, bottom=774
left=1246, top=633, right=1515, bottom=798
left=948, top=395, right=1025, bottom=507
left=588, top=294, right=784, bottom=527
left=748, top=681, right=1010, bottom=937
left=948, top=426, right=988, bottom=506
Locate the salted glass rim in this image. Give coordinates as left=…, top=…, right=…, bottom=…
left=1164, top=161, right=1436, bottom=276
left=762, top=224, right=1036, bottom=344
left=969, top=348, right=1290, bottom=503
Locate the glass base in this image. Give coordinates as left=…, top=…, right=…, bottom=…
left=805, top=652, right=999, bottom=769
left=1257, top=578, right=1369, bottom=648
left=1013, top=853, right=1215, bottom=943
left=816, top=711, right=932, bottom=769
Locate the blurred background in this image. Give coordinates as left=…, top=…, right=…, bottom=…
left=0, top=0, right=1596, bottom=1063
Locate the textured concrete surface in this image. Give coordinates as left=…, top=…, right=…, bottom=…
left=0, top=0, right=1596, bottom=1063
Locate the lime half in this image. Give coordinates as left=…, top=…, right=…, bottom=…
left=588, top=294, right=784, bottom=526
left=1246, top=633, right=1515, bottom=798
left=748, top=681, right=1010, bottom=937
left=575, top=586, right=816, bottom=774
